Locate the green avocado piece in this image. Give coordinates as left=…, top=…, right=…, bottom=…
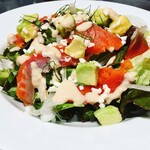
left=91, top=9, right=109, bottom=26
left=65, top=37, right=86, bottom=59
left=0, top=69, right=10, bottom=86
left=94, top=105, right=122, bottom=126
left=17, top=20, right=37, bottom=42
left=56, top=13, right=76, bottom=37
left=76, top=62, right=98, bottom=86
left=23, top=14, right=39, bottom=22
left=109, top=15, right=132, bottom=36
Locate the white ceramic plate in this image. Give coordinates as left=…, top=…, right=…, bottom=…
left=0, top=1, right=150, bottom=150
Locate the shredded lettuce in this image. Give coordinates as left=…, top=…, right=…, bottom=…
left=131, top=50, right=150, bottom=85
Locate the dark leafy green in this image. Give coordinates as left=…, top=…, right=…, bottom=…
left=120, top=89, right=150, bottom=118
left=89, top=50, right=116, bottom=66
left=112, top=45, right=128, bottom=68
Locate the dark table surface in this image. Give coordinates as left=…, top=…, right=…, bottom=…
left=0, top=0, right=150, bottom=14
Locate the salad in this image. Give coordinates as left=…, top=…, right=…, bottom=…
left=0, top=2, right=150, bottom=126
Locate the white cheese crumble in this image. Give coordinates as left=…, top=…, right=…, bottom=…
left=59, top=39, right=68, bottom=46
left=73, top=12, right=89, bottom=23
left=98, top=84, right=111, bottom=103
left=41, top=23, right=50, bottom=30
left=84, top=39, right=95, bottom=48
left=79, top=86, right=84, bottom=90
left=91, top=87, right=102, bottom=94
left=79, top=58, right=86, bottom=63
left=22, top=27, right=28, bottom=34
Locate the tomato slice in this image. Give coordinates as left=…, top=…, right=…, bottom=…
left=125, top=31, right=149, bottom=59
left=76, top=24, right=122, bottom=57
left=16, top=54, right=50, bottom=105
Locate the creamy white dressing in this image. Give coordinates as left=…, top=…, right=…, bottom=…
left=52, top=79, right=85, bottom=105
left=31, top=62, right=48, bottom=102
left=106, top=71, right=136, bottom=104
left=16, top=54, right=30, bottom=65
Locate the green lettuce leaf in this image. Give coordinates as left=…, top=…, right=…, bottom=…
left=131, top=50, right=150, bottom=85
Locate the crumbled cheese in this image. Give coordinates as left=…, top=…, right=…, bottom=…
left=76, top=21, right=92, bottom=32
left=79, top=58, right=86, bottom=63
left=98, top=84, right=111, bottom=103
left=50, top=28, right=58, bottom=38
left=108, top=46, right=115, bottom=52
left=99, top=103, right=105, bottom=108
left=41, top=23, right=50, bottom=30
left=73, top=12, right=89, bottom=23
left=91, top=87, right=102, bottom=94
left=79, top=86, right=84, bottom=90
left=37, top=32, right=44, bottom=44
left=59, top=39, right=68, bottom=46
left=16, top=54, right=30, bottom=65
left=84, top=39, right=95, bottom=48
left=120, top=36, right=127, bottom=45
left=7, top=33, right=16, bottom=45
left=64, top=57, right=71, bottom=62
left=22, top=27, right=28, bottom=34
left=52, top=79, right=85, bottom=105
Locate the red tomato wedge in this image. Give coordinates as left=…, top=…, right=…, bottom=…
left=76, top=24, right=122, bottom=57
left=16, top=54, right=50, bottom=105
left=125, top=31, right=149, bottom=59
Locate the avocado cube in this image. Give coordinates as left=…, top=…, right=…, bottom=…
left=76, top=62, right=98, bottom=86
left=17, top=20, right=37, bottom=42
left=91, top=9, right=109, bottom=26
left=65, top=37, right=86, bottom=59
left=0, top=69, right=10, bottom=86
left=109, top=15, right=132, bottom=36
left=23, top=14, right=39, bottom=22
left=94, top=105, right=122, bottom=126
